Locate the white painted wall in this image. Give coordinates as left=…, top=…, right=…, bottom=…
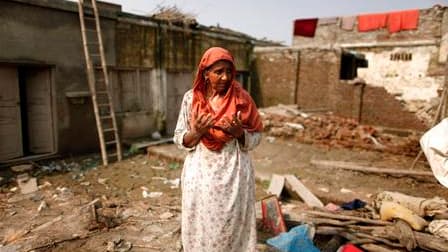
left=357, top=46, right=443, bottom=101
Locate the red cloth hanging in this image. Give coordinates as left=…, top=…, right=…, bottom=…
left=293, top=18, right=318, bottom=37
left=388, top=10, right=419, bottom=33
left=358, top=13, right=387, bottom=32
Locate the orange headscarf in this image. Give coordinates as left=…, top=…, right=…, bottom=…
left=191, top=47, right=263, bottom=151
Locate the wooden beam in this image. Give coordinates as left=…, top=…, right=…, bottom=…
left=284, top=175, right=323, bottom=207
left=311, top=160, right=433, bottom=177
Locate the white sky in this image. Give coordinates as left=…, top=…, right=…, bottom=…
left=96, top=0, right=448, bottom=45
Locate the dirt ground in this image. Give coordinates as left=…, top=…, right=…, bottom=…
left=0, top=134, right=447, bottom=251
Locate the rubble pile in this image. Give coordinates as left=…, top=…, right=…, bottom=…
left=260, top=105, right=421, bottom=156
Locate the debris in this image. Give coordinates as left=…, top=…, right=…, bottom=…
left=266, top=136, right=276, bottom=143
left=324, top=203, right=341, bottom=212
left=267, top=224, right=319, bottom=252
left=38, top=200, right=48, bottom=212
left=10, top=187, right=18, bottom=192
left=142, top=191, right=163, bottom=199
left=341, top=199, right=366, bottom=210
left=261, top=195, right=287, bottom=235
left=16, top=174, right=38, bottom=194
left=429, top=220, right=448, bottom=240
left=160, top=211, right=174, bottom=219
left=267, top=174, right=285, bottom=197
left=10, top=164, right=33, bottom=173
left=164, top=178, right=180, bottom=189
left=80, top=181, right=91, bottom=186
left=38, top=181, right=52, bottom=190
left=318, top=187, right=329, bottom=193
left=284, top=175, right=323, bottom=208
left=374, top=191, right=448, bottom=217
left=311, top=159, right=434, bottom=177
left=340, top=188, right=353, bottom=194
left=151, top=166, right=166, bottom=170
left=54, top=187, right=73, bottom=201
left=152, top=131, right=162, bottom=140
left=285, top=122, right=304, bottom=130
left=98, top=178, right=108, bottom=185
left=106, top=237, right=132, bottom=252
left=380, top=201, right=428, bottom=231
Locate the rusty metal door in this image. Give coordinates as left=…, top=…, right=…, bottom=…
left=26, top=68, right=54, bottom=154
left=0, top=66, right=23, bottom=160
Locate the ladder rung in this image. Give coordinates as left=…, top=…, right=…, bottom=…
left=85, top=28, right=97, bottom=32
left=100, top=116, right=112, bottom=120
left=107, top=153, right=118, bottom=157
left=98, top=103, right=110, bottom=107
left=90, top=53, right=101, bottom=57
left=106, top=140, right=117, bottom=145
left=103, top=128, right=115, bottom=132
left=84, top=16, right=96, bottom=20
left=96, top=91, right=108, bottom=95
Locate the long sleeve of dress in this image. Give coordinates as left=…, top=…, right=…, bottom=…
left=173, top=90, right=195, bottom=152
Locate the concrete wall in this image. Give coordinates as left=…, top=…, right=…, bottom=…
left=0, top=0, right=258, bottom=161
left=252, top=47, right=428, bottom=130
left=291, top=6, right=448, bottom=126
left=0, top=0, right=118, bottom=154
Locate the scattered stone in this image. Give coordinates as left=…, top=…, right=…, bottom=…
left=340, top=188, right=353, bottom=194
left=10, top=164, right=33, bottom=173
left=266, top=136, right=276, bottom=143
left=80, top=181, right=91, bottom=186
left=142, top=191, right=163, bottom=199
left=318, top=187, right=329, bottom=193
left=10, top=187, right=18, bottom=192
left=152, top=131, right=162, bottom=140
left=98, top=178, right=108, bottom=185
left=38, top=181, right=52, bottom=190
left=164, top=178, right=180, bottom=189
left=106, top=238, right=132, bottom=252
left=159, top=211, right=174, bottom=219
left=16, top=174, right=38, bottom=194
left=38, top=201, right=48, bottom=212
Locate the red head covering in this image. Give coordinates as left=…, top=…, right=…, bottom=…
left=191, top=47, right=263, bottom=151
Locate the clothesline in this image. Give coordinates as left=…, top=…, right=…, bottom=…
left=293, top=9, right=419, bottom=37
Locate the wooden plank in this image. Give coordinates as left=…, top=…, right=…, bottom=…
left=284, top=174, right=323, bottom=207
left=266, top=174, right=285, bottom=197
left=311, top=160, right=433, bottom=177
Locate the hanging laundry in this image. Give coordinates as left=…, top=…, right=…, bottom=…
left=341, top=16, right=356, bottom=31
left=293, top=18, right=318, bottom=37
left=388, top=9, right=419, bottom=33
left=319, top=17, right=338, bottom=25
left=357, top=13, right=387, bottom=32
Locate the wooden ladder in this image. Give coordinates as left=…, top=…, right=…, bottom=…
left=77, top=0, right=122, bottom=166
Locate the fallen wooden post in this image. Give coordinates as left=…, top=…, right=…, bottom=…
left=311, top=160, right=433, bottom=177
left=284, top=175, right=323, bottom=208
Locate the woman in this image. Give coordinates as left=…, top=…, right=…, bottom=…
left=173, top=47, right=263, bottom=252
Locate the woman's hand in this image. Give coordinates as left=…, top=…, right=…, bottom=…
left=183, top=113, right=215, bottom=148
left=220, top=111, right=244, bottom=138
left=191, top=113, right=215, bottom=136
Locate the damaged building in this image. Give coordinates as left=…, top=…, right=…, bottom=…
left=253, top=6, right=448, bottom=132
left=0, top=0, right=272, bottom=163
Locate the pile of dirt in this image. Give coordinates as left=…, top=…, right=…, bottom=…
left=260, top=105, right=421, bottom=156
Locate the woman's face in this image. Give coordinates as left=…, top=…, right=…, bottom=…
left=205, top=60, right=233, bottom=95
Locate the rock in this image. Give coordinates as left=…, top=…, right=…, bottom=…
left=10, top=187, right=18, bottom=192
left=106, top=238, right=132, bottom=252
left=98, top=178, right=108, bottom=185
left=80, top=181, right=91, bottom=186
left=16, top=174, right=38, bottom=194
left=10, top=164, right=33, bottom=173
left=38, top=181, right=52, bottom=190
left=37, top=200, right=48, bottom=212
left=152, top=131, right=162, bottom=140
left=160, top=211, right=174, bottom=219
left=142, top=191, right=163, bottom=199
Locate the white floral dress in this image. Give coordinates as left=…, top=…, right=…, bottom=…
left=174, top=89, right=262, bottom=252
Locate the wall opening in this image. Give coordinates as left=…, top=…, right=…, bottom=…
left=0, top=64, right=55, bottom=161
left=340, top=52, right=368, bottom=80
